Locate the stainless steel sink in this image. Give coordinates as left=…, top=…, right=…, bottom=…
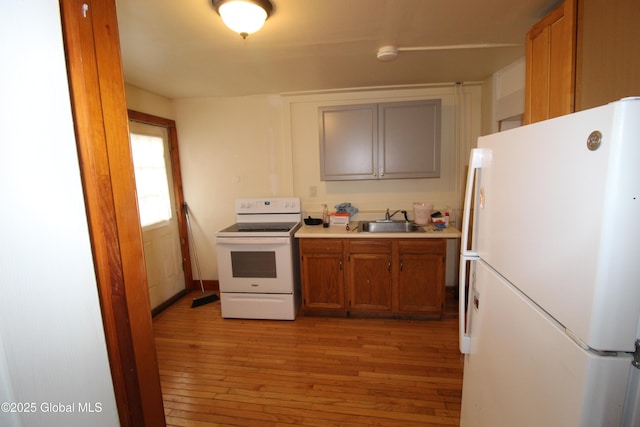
left=358, top=221, right=425, bottom=233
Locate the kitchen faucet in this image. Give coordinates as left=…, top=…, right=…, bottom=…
left=385, top=208, right=409, bottom=221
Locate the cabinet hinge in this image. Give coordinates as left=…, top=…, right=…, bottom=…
left=633, top=340, right=640, bottom=369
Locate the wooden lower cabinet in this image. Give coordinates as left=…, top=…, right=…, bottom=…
left=299, top=237, right=446, bottom=319
left=299, top=239, right=347, bottom=315
left=347, top=240, right=392, bottom=313
left=396, top=239, right=446, bottom=316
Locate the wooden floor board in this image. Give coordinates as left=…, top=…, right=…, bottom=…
left=154, top=290, right=463, bottom=427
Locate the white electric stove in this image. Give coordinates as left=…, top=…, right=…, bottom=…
left=215, top=197, right=302, bottom=320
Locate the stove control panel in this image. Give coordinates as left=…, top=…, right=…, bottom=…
left=235, top=197, right=301, bottom=214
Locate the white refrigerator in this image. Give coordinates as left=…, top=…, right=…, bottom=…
left=459, top=97, right=640, bottom=427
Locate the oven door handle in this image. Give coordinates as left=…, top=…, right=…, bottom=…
left=216, top=237, right=291, bottom=245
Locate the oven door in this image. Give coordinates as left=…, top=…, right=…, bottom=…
left=216, top=236, right=295, bottom=293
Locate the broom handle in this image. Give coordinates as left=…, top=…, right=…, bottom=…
left=184, top=202, right=205, bottom=293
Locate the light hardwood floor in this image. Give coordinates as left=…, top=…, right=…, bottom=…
left=153, top=291, right=463, bottom=426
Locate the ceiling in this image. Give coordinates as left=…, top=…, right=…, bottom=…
left=116, top=0, right=558, bottom=99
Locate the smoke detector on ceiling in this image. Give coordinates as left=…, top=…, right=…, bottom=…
left=376, top=46, right=399, bottom=62
left=376, top=43, right=521, bottom=62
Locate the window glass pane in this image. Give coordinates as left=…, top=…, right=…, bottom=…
left=130, top=132, right=172, bottom=227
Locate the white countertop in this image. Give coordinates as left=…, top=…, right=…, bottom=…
left=295, top=222, right=461, bottom=239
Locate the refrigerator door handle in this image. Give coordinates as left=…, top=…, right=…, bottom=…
left=460, top=148, right=490, bottom=257
left=459, top=148, right=489, bottom=355
left=459, top=255, right=477, bottom=354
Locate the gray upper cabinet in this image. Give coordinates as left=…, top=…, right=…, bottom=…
left=319, top=99, right=441, bottom=181
left=379, top=100, right=441, bottom=179
left=318, top=104, right=378, bottom=180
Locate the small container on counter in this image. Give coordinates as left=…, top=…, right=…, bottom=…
left=322, top=204, right=330, bottom=228
left=432, top=211, right=450, bottom=229
left=413, top=202, right=433, bottom=225
left=330, top=213, right=349, bottom=226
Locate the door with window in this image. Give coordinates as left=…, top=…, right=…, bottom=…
left=129, top=120, right=185, bottom=309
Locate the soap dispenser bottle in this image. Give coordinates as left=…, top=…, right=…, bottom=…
left=322, top=204, right=330, bottom=228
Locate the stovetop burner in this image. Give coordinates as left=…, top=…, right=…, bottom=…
left=216, top=197, right=302, bottom=238
left=219, top=222, right=299, bottom=233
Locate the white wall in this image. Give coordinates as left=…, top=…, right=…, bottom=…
left=492, top=57, right=526, bottom=133
left=285, top=84, right=481, bottom=216
left=125, top=83, right=176, bottom=120
left=481, top=77, right=495, bottom=136
left=0, top=3, right=119, bottom=426
left=173, top=95, right=294, bottom=280
left=165, top=85, right=481, bottom=285
left=286, top=84, right=481, bottom=287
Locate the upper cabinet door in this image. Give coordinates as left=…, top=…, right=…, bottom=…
left=319, top=99, right=441, bottom=181
left=524, top=0, right=577, bottom=125
left=319, top=104, right=378, bottom=181
left=378, top=100, right=441, bottom=180
left=576, top=0, right=640, bottom=111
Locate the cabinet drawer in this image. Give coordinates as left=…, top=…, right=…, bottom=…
left=300, top=238, right=343, bottom=253
left=349, top=239, right=392, bottom=253
left=397, top=239, right=445, bottom=254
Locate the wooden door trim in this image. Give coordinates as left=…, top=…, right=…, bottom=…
left=59, top=1, right=166, bottom=426
left=127, top=110, right=194, bottom=291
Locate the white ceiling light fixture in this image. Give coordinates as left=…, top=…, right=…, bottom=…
left=212, top=0, right=274, bottom=39
left=376, top=43, right=521, bottom=62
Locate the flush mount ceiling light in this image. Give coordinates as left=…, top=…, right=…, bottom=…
left=212, top=0, right=274, bottom=39
left=376, top=43, right=521, bottom=62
